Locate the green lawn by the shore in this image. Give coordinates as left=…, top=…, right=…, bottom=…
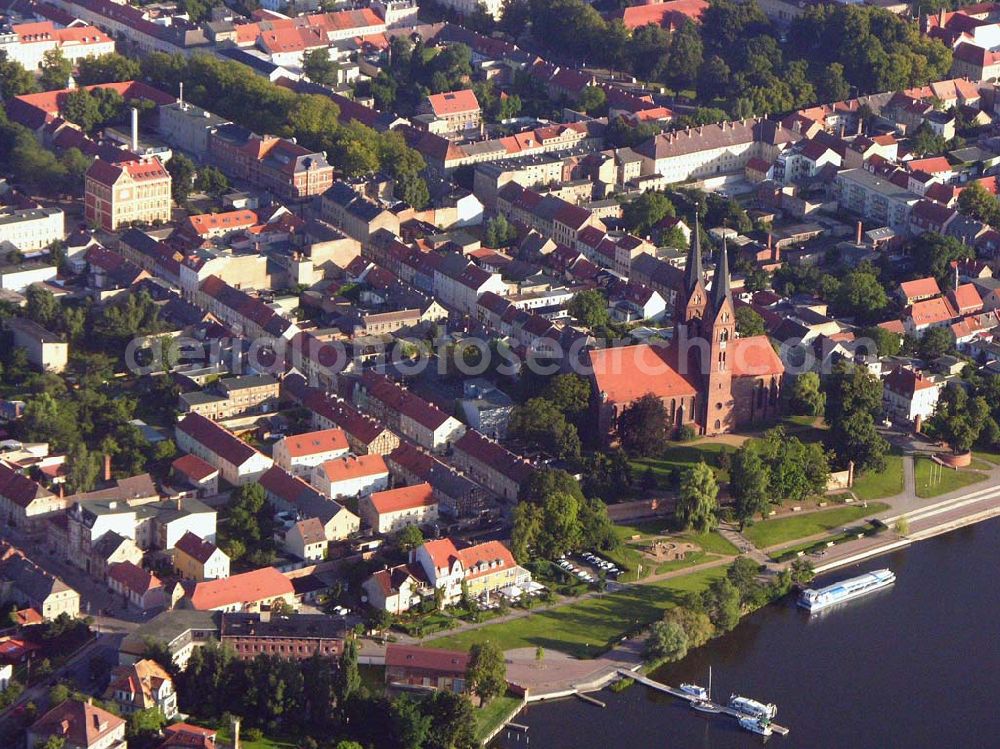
left=743, top=502, right=890, bottom=550
left=427, top=567, right=725, bottom=659
left=914, top=456, right=986, bottom=498
left=851, top=454, right=905, bottom=501
left=474, top=695, right=524, bottom=743
left=630, top=442, right=733, bottom=485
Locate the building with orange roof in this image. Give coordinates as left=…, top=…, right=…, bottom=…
left=313, top=454, right=389, bottom=499
left=181, top=566, right=295, bottom=612
left=184, top=210, right=260, bottom=240
left=107, top=561, right=165, bottom=612
left=104, top=658, right=178, bottom=718
left=906, top=296, right=958, bottom=333
left=360, top=482, right=438, bottom=534
left=272, top=428, right=350, bottom=477
left=417, top=89, right=482, bottom=139
left=84, top=156, right=172, bottom=231
left=611, top=0, right=708, bottom=30
left=6, top=21, right=114, bottom=71
left=898, top=277, right=942, bottom=305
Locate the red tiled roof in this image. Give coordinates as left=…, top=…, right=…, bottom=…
left=368, top=483, right=435, bottom=515
left=884, top=367, right=936, bottom=396
left=909, top=297, right=957, bottom=326
left=906, top=157, right=952, bottom=175
left=899, top=277, right=941, bottom=301
left=426, top=89, right=480, bottom=117
left=613, top=0, right=708, bottom=29
left=171, top=454, right=218, bottom=482
left=728, top=336, right=786, bottom=377
left=29, top=700, right=125, bottom=747
left=176, top=413, right=260, bottom=468
left=588, top=343, right=697, bottom=404
left=187, top=567, right=293, bottom=610
left=385, top=643, right=469, bottom=674
left=280, top=429, right=349, bottom=458
left=186, top=210, right=259, bottom=237
left=108, top=561, right=161, bottom=594
left=318, top=454, right=388, bottom=482
left=948, top=283, right=983, bottom=313
left=453, top=430, right=534, bottom=485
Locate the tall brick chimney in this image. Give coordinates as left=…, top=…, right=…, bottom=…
left=103, top=454, right=112, bottom=482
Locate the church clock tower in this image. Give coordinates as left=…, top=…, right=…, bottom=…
left=705, top=238, right=736, bottom=433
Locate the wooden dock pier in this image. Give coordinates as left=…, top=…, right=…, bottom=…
left=621, top=671, right=790, bottom=736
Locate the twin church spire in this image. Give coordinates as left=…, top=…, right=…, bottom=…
left=679, top=212, right=732, bottom=315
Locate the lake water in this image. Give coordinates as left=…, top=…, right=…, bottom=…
left=490, top=516, right=1000, bottom=748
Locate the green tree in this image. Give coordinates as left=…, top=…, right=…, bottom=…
left=66, top=442, right=100, bottom=494
left=167, top=153, right=195, bottom=202
left=734, top=306, right=766, bottom=337
left=662, top=606, right=714, bottom=648
left=509, top=398, right=581, bottom=460
left=39, top=49, right=72, bottom=91
left=828, top=409, right=888, bottom=473
left=730, top=444, right=770, bottom=527
left=466, top=641, right=506, bottom=704
left=424, top=691, right=476, bottom=749
left=76, top=53, right=141, bottom=85
left=675, top=462, right=718, bottom=532
left=825, top=359, right=883, bottom=423
left=726, top=556, right=762, bottom=605
left=616, top=393, right=669, bottom=456
left=335, top=638, right=360, bottom=705
left=567, top=289, right=609, bottom=328
left=833, top=268, right=888, bottom=322
left=910, top=233, right=973, bottom=285
left=0, top=51, right=37, bottom=99
left=957, top=181, right=1000, bottom=225
left=666, top=19, right=704, bottom=89
left=817, top=62, right=850, bottom=101
left=577, top=85, right=606, bottom=115
left=918, top=326, right=954, bottom=360
left=195, top=165, right=229, bottom=197
left=483, top=214, right=517, bottom=248
left=789, top=371, right=825, bottom=416
left=859, top=325, right=902, bottom=357
left=302, top=47, right=338, bottom=85
left=390, top=694, right=432, bottom=749
left=127, top=707, right=165, bottom=737
left=928, top=382, right=988, bottom=453
left=701, top=576, right=741, bottom=632
left=645, top=620, right=688, bottom=663
left=909, top=122, right=947, bottom=157
left=542, top=373, right=590, bottom=416
left=621, top=191, right=675, bottom=238
left=396, top=523, right=424, bottom=552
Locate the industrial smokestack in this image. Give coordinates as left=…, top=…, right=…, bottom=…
left=131, top=107, right=139, bottom=153
left=179, top=81, right=184, bottom=108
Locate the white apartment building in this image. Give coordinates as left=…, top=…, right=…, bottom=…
left=835, top=168, right=921, bottom=234
left=359, top=483, right=438, bottom=534
left=313, top=454, right=389, bottom=499
left=272, top=428, right=350, bottom=477
left=0, top=22, right=114, bottom=71
left=0, top=207, right=64, bottom=251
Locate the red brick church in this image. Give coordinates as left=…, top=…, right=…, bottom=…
left=589, top=219, right=784, bottom=439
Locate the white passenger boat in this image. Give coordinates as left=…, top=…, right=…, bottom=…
left=730, top=694, right=777, bottom=720
left=797, top=569, right=896, bottom=613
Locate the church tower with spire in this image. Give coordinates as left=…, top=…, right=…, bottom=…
left=673, top=214, right=708, bottom=342
left=704, top=237, right=736, bottom=433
